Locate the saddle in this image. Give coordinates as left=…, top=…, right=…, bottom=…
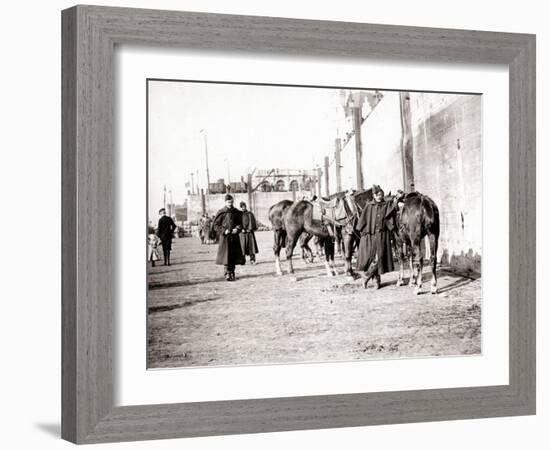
left=313, top=194, right=353, bottom=225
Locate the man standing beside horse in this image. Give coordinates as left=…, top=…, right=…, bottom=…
left=239, top=201, right=259, bottom=264
left=355, top=184, right=397, bottom=289
left=213, top=194, right=245, bottom=281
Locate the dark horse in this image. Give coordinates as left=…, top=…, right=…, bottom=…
left=269, top=200, right=336, bottom=276
left=392, top=191, right=440, bottom=294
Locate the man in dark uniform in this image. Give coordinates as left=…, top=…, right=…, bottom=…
left=157, top=208, right=177, bottom=266
left=213, top=194, right=245, bottom=281
left=355, top=185, right=397, bottom=289
left=239, top=201, right=259, bottom=264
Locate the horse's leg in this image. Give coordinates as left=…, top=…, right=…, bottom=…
left=273, top=230, right=283, bottom=276
left=408, top=245, right=416, bottom=287
left=335, top=226, right=343, bottom=257
left=396, top=241, right=406, bottom=286
left=343, top=233, right=354, bottom=277
left=428, top=233, right=438, bottom=294
left=314, top=237, right=324, bottom=257
left=299, top=234, right=308, bottom=263
left=324, top=237, right=337, bottom=276
left=286, top=231, right=300, bottom=275
left=303, top=234, right=314, bottom=263
left=413, top=240, right=423, bottom=295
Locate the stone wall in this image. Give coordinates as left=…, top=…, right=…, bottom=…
left=334, top=92, right=482, bottom=274
left=410, top=93, right=482, bottom=274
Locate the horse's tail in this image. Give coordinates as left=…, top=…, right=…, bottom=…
left=421, top=194, right=440, bottom=237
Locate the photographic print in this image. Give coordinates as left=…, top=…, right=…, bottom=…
left=147, top=80, right=482, bottom=369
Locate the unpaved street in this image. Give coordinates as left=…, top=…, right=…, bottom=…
left=147, top=231, right=481, bottom=368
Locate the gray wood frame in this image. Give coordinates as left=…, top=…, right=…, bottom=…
left=62, top=5, right=536, bottom=444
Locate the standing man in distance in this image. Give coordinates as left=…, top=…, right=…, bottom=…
left=239, top=201, right=259, bottom=264
left=213, top=194, right=245, bottom=280
left=157, top=208, right=177, bottom=266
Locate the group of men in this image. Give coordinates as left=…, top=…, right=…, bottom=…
left=212, top=194, right=259, bottom=281
left=153, top=184, right=397, bottom=290
left=214, top=184, right=397, bottom=290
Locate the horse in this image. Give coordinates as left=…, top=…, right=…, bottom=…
left=392, top=191, right=440, bottom=294
left=268, top=199, right=337, bottom=277
left=317, top=189, right=373, bottom=277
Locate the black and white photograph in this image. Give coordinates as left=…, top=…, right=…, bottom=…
left=146, top=80, right=482, bottom=369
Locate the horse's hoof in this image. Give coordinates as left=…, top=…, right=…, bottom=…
left=276, top=271, right=283, bottom=276
left=415, top=287, right=422, bottom=295
left=397, top=279, right=405, bottom=286
left=431, top=287, right=438, bottom=294
left=290, top=276, right=298, bottom=282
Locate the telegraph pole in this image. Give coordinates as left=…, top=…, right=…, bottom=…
left=352, top=104, right=364, bottom=190
left=317, top=166, right=322, bottom=198
left=169, top=190, right=173, bottom=217
left=335, top=138, right=342, bottom=192
left=399, top=92, right=414, bottom=191
left=344, top=91, right=365, bottom=191
left=190, top=172, right=195, bottom=195
left=225, top=158, right=231, bottom=185
left=247, top=173, right=253, bottom=212
left=324, top=156, right=330, bottom=197
left=200, top=129, right=211, bottom=193
left=163, top=185, right=166, bottom=210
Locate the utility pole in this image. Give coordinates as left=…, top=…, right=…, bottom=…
left=169, top=190, right=173, bottom=217
left=200, top=188, right=206, bottom=215
left=163, top=185, right=166, bottom=210
left=324, top=156, right=330, bottom=197
left=352, top=105, right=364, bottom=190
left=225, top=158, right=231, bottom=185
left=335, top=138, right=342, bottom=193
left=399, top=92, right=414, bottom=191
left=346, top=91, right=365, bottom=191
left=317, top=167, right=322, bottom=198
left=190, top=172, right=195, bottom=195
left=247, top=173, right=253, bottom=212
left=200, top=129, right=211, bottom=193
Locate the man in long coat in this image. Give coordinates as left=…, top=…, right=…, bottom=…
left=239, top=201, right=259, bottom=264
left=157, top=208, right=177, bottom=266
left=213, top=194, right=245, bottom=281
left=355, top=185, right=396, bottom=289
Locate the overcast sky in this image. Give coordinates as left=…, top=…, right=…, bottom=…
left=147, top=80, right=344, bottom=215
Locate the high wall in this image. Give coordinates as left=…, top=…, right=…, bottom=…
left=332, top=92, right=482, bottom=274
left=187, top=190, right=311, bottom=227
left=329, top=91, right=404, bottom=195
left=360, top=91, right=404, bottom=193
left=409, top=93, right=482, bottom=273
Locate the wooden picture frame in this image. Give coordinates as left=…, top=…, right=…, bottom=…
left=62, top=5, right=536, bottom=444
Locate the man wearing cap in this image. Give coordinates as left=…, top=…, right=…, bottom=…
left=213, top=194, right=245, bottom=281
left=239, top=201, right=259, bottom=264
left=355, top=184, right=397, bottom=289
left=157, top=208, right=177, bottom=266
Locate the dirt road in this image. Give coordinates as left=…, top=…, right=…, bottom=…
left=147, top=230, right=481, bottom=368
